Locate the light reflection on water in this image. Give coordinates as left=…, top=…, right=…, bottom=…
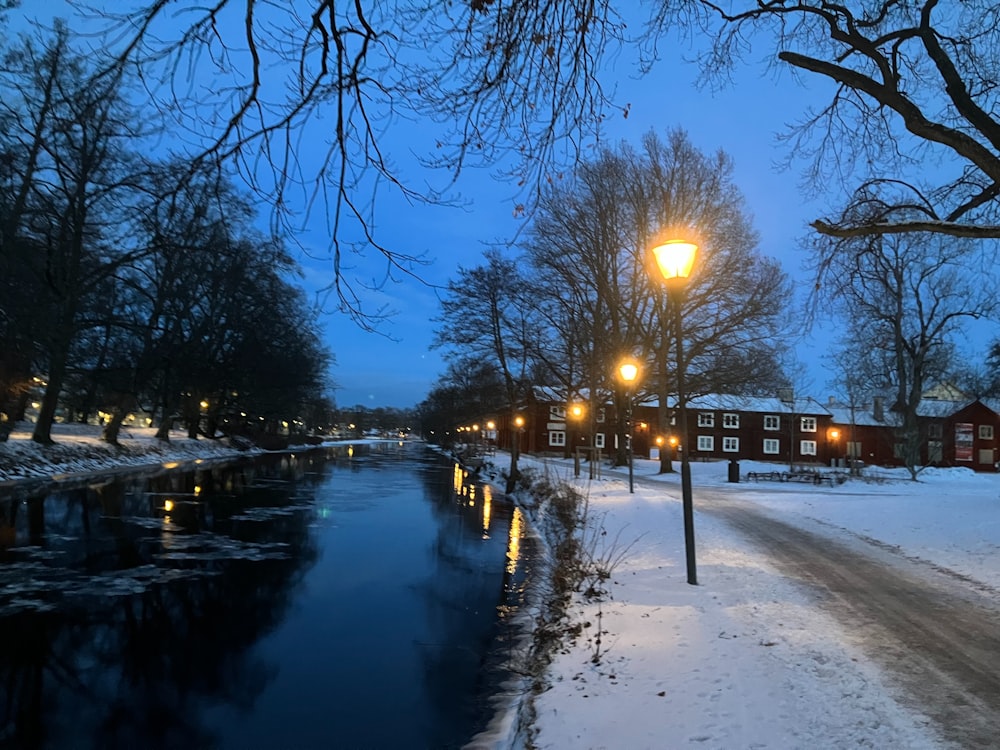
left=0, top=442, right=531, bottom=749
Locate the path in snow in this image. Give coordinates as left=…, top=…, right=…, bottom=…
left=695, top=483, right=1000, bottom=749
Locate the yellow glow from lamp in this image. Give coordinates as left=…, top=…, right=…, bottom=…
left=618, top=360, right=639, bottom=383
left=651, top=239, right=698, bottom=282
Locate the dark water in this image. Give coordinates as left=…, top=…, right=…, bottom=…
left=0, top=442, right=531, bottom=749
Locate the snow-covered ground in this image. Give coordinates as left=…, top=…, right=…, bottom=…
left=0, top=422, right=262, bottom=484
left=499, top=454, right=1000, bottom=750
left=3, top=427, right=995, bottom=748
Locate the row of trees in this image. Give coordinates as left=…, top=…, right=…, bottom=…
left=0, top=23, right=332, bottom=444
left=425, top=127, right=1000, bottom=479
left=16, top=2, right=1000, bottom=472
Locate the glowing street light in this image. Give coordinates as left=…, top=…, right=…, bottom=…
left=617, top=358, right=640, bottom=493
left=651, top=234, right=699, bottom=585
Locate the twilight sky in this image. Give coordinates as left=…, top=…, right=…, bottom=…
left=11, top=4, right=851, bottom=409
left=310, top=48, right=834, bottom=408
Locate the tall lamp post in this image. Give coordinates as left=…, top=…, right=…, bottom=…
left=617, top=358, right=640, bottom=493
left=651, top=237, right=699, bottom=586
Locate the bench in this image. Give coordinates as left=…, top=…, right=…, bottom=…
left=746, top=470, right=846, bottom=486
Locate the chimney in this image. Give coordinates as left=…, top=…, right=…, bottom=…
left=778, top=388, right=794, bottom=405
left=873, top=396, right=884, bottom=422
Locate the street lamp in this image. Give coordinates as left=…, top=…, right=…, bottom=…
left=829, top=427, right=841, bottom=468
left=651, top=236, right=699, bottom=585
left=617, top=358, right=640, bottom=493
left=506, top=414, right=526, bottom=493
left=568, top=402, right=585, bottom=476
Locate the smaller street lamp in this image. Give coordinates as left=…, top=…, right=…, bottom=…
left=617, top=358, right=640, bottom=493
left=568, top=403, right=585, bottom=476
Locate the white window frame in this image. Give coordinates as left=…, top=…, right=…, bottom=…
left=697, top=435, right=714, bottom=451
left=550, top=405, right=566, bottom=420
left=722, top=436, right=739, bottom=453
left=723, top=413, right=740, bottom=429
left=800, top=416, right=817, bottom=433
left=596, top=408, right=606, bottom=423
left=800, top=439, right=817, bottom=456
left=594, top=432, right=605, bottom=448
left=763, top=438, right=780, bottom=455
left=979, top=424, right=994, bottom=440
left=548, top=430, right=566, bottom=447
left=697, top=412, right=715, bottom=428
left=764, top=415, right=780, bottom=431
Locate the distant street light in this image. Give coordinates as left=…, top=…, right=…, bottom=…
left=651, top=236, right=699, bottom=586
left=568, top=402, right=585, bottom=477
left=507, top=414, right=526, bottom=493
left=617, top=358, right=640, bottom=493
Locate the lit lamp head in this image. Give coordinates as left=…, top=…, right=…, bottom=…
left=514, top=415, right=525, bottom=428
left=618, top=359, right=640, bottom=385
left=651, top=238, right=698, bottom=285
left=570, top=404, right=584, bottom=420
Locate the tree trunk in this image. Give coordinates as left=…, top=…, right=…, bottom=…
left=155, top=414, right=173, bottom=441
left=31, top=347, right=70, bottom=444
left=101, top=393, right=136, bottom=445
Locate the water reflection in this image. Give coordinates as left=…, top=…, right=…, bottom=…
left=0, top=443, right=531, bottom=749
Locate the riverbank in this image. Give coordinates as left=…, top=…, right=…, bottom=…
left=0, top=422, right=261, bottom=485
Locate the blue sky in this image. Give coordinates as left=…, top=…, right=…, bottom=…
left=11, top=3, right=846, bottom=408
left=309, top=44, right=837, bottom=407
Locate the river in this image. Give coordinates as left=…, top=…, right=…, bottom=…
left=0, top=441, right=533, bottom=749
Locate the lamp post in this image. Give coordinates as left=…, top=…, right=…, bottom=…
left=651, top=237, right=699, bottom=586
left=618, top=358, right=640, bottom=493
left=568, top=403, right=585, bottom=476
left=506, top=414, right=525, bottom=493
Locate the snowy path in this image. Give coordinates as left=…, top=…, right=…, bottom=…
left=698, top=486, right=1000, bottom=748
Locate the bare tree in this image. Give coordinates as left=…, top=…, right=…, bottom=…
left=57, top=0, right=626, bottom=323
left=0, top=25, right=154, bottom=443
left=432, top=248, right=540, bottom=490
left=645, top=2, right=1000, bottom=240
left=522, top=129, right=792, bottom=471
left=813, top=229, right=996, bottom=478
left=631, top=130, right=793, bottom=471
left=525, top=143, right=657, bottom=464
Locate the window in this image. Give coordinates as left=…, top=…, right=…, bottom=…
left=723, top=436, right=739, bottom=452
left=698, top=412, right=715, bottom=427
left=800, top=417, right=817, bottom=432
left=550, top=405, right=566, bottom=420
left=596, top=408, right=606, bottom=423
left=847, top=441, right=862, bottom=458
left=594, top=433, right=605, bottom=448
left=723, top=413, right=740, bottom=429
left=764, top=415, right=780, bottom=431
left=697, top=435, right=714, bottom=451
left=548, top=430, right=566, bottom=447
left=979, top=424, right=994, bottom=440
left=927, top=423, right=942, bottom=439
left=800, top=440, right=817, bottom=456
left=763, top=438, right=780, bottom=455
